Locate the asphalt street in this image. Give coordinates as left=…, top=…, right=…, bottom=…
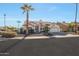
left=0, top=37, right=79, bottom=56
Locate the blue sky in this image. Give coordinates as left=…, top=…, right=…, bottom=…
left=0, top=3, right=79, bottom=27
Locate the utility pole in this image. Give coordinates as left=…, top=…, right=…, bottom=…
left=74, top=3, right=78, bottom=33
left=17, top=21, right=21, bottom=33
left=4, top=14, right=6, bottom=30
left=17, top=21, right=21, bottom=28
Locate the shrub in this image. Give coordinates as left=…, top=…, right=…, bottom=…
left=43, top=26, right=49, bottom=33
left=1, top=26, right=17, bottom=32
left=77, top=31, right=79, bottom=34
left=0, top=31, right=17, bottom=38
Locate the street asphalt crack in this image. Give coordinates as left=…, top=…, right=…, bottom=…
left=0, top=35, right=26, bottom=53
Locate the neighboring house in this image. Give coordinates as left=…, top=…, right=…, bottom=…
left=49, top=24, right=61, bottom=32
left=76, top=24, right=79, bottom=31
left=23, top=20, right=43, bottom=33
left=23, top=20, right=79, bottom=33
left=72, top=23, right=79, bottom=31
left=22, top=20, right=62, bottom=33
left=57, top=23, right=69, bottom=32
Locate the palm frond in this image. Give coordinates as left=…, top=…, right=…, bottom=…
left=23, top=11, right=25, bottom=14
left=24, top=4, right=28, bottom=7
left=31, top=8, right=34, bottom=10
left=21, top=4, right=34, bottom=12
left=21, top=7, right=25, bottom=10
left=29, top=5, right=32, bottom=8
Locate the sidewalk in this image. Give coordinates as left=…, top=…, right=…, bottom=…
left=25, top=34, right=79, bottom=39
left=11, top=34, right=79, bottom=40
left=0, top=34, right=79, bottom=41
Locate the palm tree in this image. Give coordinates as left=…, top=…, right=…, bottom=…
left=21, top=4, right=34, bottom=35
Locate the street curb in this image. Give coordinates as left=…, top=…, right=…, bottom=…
left=25, top=35, right=79, bottom=39
left=12, top=35, right=79, bottom=40
left=0, top=35, right=79, bottom=40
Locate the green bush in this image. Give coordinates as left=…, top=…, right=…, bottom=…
left=43, top=26, right=49, bottom=33
left=0, top=31, right=17, bottom=38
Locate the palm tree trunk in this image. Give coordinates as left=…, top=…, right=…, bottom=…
left=26, top=10, right=29, bottom=35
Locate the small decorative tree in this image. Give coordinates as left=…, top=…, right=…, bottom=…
left=68, top=22, right=75, bottom=32
left=43, top=24, right=50, bottom=34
